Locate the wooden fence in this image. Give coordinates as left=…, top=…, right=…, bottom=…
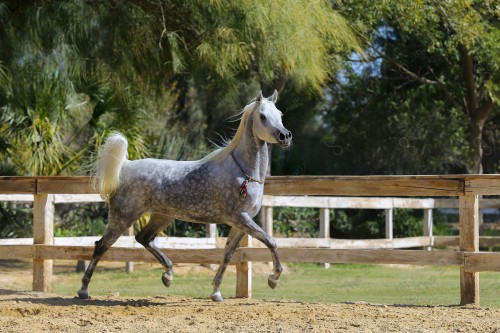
left=261, top=196, right=500, bottom=252
left=1, top=175, right=500, bottom=306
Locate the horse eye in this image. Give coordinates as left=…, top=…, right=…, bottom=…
left=260, top=114, right=266, bottom=121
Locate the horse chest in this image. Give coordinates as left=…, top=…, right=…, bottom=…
left=231, top=180, right=263, bottom=217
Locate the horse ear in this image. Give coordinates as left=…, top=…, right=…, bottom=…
left=256, top=90, right=264, bottom=103
left=270, top=89, right=278, bottom=103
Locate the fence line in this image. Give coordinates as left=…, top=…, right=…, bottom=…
left=1, top=175, right=500, bottom=306
left=261, top=195, right=500, bottom=253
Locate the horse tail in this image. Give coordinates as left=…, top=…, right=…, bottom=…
left=96, top=132, right=128, bottom=203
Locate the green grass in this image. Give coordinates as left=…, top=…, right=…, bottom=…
left=51, top=263, right=500, bottom=307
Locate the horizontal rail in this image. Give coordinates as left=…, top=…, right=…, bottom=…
left=5, top=235, right=500, bottom=250
left=2, top=175, right=500, bottom=196
left=3, top=194, right=499, bottom=210
left=263, top=196, right=500, bottom=209
left=0, top=236, right=217, bottom=249
left=0, top=236, right=433, bottom=250
left=434, top=236, right=500, bottom=248
left=4, top=244, right=499, bottom=272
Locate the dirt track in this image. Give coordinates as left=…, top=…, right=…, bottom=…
left=1, top=290, right=500, bottom=333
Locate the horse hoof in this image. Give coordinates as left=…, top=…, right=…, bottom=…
left=210, top=291, right=224, bottom=302
left=77, top=289, right=90, bottom=300
left=268, top=273, right=279, bottom=289
left=162, top=272, right=173, bottom=288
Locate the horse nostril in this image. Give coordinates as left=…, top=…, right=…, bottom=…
left=287, top=131, right=292, bottom=139
left=279, top=132, right=286, bottom=141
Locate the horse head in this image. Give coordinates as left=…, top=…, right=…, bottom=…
left=252, top=90, right=292, bottom=148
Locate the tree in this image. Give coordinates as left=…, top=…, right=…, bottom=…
left=0, top=0, right=361, bottom=176
left=337, top=0, right=500, bottom=173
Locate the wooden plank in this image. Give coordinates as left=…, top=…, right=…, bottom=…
left=263, top=196, right=394, bottom=209
left=0, top=177, right=36, bottom=194
left=329, top=237, right=432, bottom=249
left=33, top=194, right=54, bottom=293
left=0, top=194, right=34, bottom=202
left=262, top=196, right=438, bottom=209
left=0, top=236, right=217, bottom=249
left=36, top=176, right=96, bottom=194
left=7, top=245, right=465, bottom=268
left=0, top=236, right=433, bottom=250
left=264, top=176, right=464, bottom=197
left=434, top=236, right=500, bottom=248
left=238, top=248, right=464, bottom=266
left=13, top=244, right=500, bottom=272
left=263, top=196, right=500, bottom=210
left=391, top=198, right=435, bottom=209
left=2, top=175, right=499, bottom=197
left=477, top=236, right=500, bottom=247
left=0, top=245, right=34, bottom=259
left=0, top=238, right=34, bottom=245
left=464, top=252, right=500, bottom=272
left=465, top=177, right=500, bottom=195
left=53, top=194, right=103, bottom=204
left=459, top=194, right=480, bottom=306
left=33, top=245, right=228, bottom=263
left=251, top=238, right=331, bottom=249
left=435, top=198, right=500, bottom=209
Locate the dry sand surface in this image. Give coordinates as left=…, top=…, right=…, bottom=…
left=1, top=261, right=500, bottom=332
left=1, top=290, right=500, bottom=333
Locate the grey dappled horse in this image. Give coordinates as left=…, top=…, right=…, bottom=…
left=78, top=90, right=292, bottom=302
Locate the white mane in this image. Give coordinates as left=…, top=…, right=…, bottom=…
left=201, top=101, right=258, bottom=163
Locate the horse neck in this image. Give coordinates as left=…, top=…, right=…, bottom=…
left=232, top=117, right=268, bottom=181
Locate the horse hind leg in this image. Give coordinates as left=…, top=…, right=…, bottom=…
left=210, top=227, right=245, bottom=302
left=77, top=213, right=138, bottom=299
left=135, top=213, right=175, bottom=288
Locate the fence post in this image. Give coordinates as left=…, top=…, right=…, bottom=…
left=125, top=225, right=134, bottom=273
left=235, top=234, right=252, bottom=298
left=206, top=223, right=216, bottom=239
left=385, top=209, right=393, bottom=240
left=459, top=194, right=479, bottom=306
left=204, top=224, right=217, bottom=271
left=261, top=206, right=273, bottom=268
left=33, top=194, right=54, bottom=292
left=262, top=206, right=273, bottom=236
left=319, top=208, right=330, bottom=269
left=423, top=208, right=433, bottom=251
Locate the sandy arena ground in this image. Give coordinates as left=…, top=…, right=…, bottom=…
left=1, top=261, right=500, bottom=332
left=1, top=290, right=500, bottom=333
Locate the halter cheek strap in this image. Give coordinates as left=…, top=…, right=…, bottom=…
left=230, top=152, right=264, bottom=198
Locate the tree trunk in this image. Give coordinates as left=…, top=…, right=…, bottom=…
left=466, top=120, right=483, bottom=174
left=459, top=46, right=495, bottom=175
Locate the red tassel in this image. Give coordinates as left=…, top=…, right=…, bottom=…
left=239, top=179, right=249, bottom=198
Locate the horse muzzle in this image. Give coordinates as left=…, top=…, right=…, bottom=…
left=278, top=130, right=292, bottom=148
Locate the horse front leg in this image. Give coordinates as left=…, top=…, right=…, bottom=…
left=235, top=212, right=283, bottom=289
left=210, top=227, right=245, bottom=302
